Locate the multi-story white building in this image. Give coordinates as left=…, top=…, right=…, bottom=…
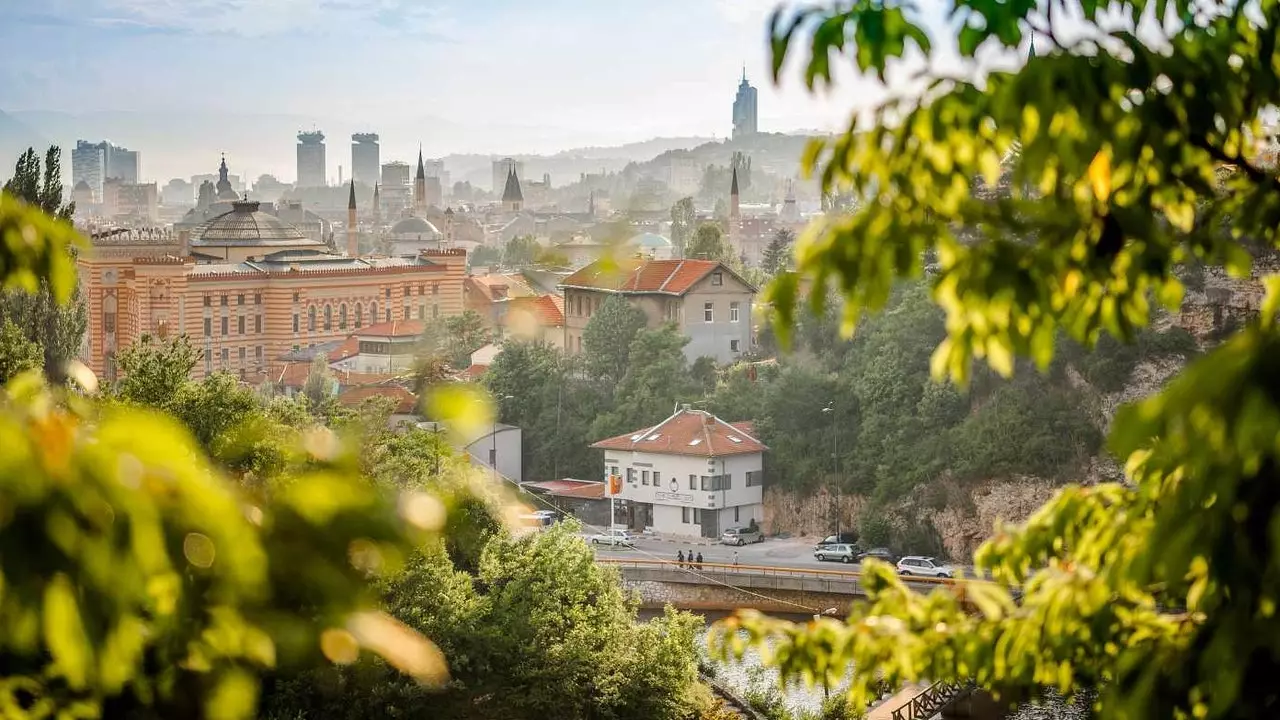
left=351, top=133, right=380, bottom=187
left=296, top=131, right=327, bottom=188
left=592, top=407, right=765, bottom=538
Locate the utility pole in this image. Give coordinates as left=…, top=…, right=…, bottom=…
left=823, top=402, right=840, bottom=538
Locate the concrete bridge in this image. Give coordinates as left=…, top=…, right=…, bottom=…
left=599, top=558, right=958, bottom=615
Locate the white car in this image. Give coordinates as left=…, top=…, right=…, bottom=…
left=588, top=528, right=635, bottom=546
left=896, top=556, right=957, bottom=578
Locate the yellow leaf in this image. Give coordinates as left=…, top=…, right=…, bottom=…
left=44, top=574, right=93, bottom=689
left=1087, top=151, right=1112, bottom=203
left=206, top=669, right=258, bottom=720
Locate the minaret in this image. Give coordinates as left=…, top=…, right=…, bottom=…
left=588, top=190, right=596, bottom=218
left=781, top=178, right=799, bottom=223
left=729, top=165, right=742, bottom=253
left=372, top=182, right=381, bottom=225
left=413, top=148, right=427, bottom=214
left=444, top=206, right=455, bottom=246
left=347, top=179, right=358, bottom=257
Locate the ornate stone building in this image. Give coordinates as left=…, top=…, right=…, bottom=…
left=80, top=199, right=466, bottom=382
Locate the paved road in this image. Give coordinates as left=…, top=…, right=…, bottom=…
left=588, top=533, right=978, bottom=577
left=591, top=534, right=852, bottom=570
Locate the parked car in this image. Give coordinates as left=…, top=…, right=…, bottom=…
left=813, top=543, right=857, bottom=564
left=814, top=532, right=859, bottom=550
left=587, top=528, right=635, bottom=546
left=721, top=527, right=764, bottom=546
left=896, top=556, right=957, bottom=578
left=857, top=547, right=895, bottom=564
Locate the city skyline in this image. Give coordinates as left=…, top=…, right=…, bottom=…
left=0, top=0, right=967, bottom=181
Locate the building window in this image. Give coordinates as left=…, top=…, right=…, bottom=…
left=653, top=471, right=661, bottom=486
left=731, top=339, right=740, bottom=352
left=203, top=296, right=211, bottom=307
left=308, top=307, right=316, bottom=331
left=203, top=318, right=211, bottom=337
left=385, top=308, right=392, bottom=322
left=701, top=476, right=712, bottom=491
left=293, top=291, right=300, bottom=302
left=683, top=507, right=690, bottom=523
left=626, top=468, right=636, bottom=484
left=689, top=474, right=696, bottom=490
left=220, top=348, right=228, bottom=366
left=385, top=288, right=391, bottom=299
left=735, top=506, right=740, bottom=523
left=238, top=347, right=246, bottom=364
left=418, top=304, right=425, bottom=320
left=220, top=295, right=228, bottom=307
left=610, top=466, right=619, bottom=478
left=205, top=351, right=212, bottom=375
left=292, top=314, right=299, bottom=333
left=324, top=305, right=332, bottom=330
left=730, top=301, right=740, bottom=323
left=255, top=315, right=262, bottom=334
left=746, top=470, right=763, bottom=487
left=403, top=287, right=411, bottom=297
left=237, top=294, right=245, bottom=306
left=340, top=304, right=348, bottom=330
left=418, top=284, right=425, bottom=296
left=703, top=302, right=714, bottom=323
left=371, top=302, right=378, bottom=321
left=693, top=509, right=702, bottom=523
left=237, top=316, right=245, bottom=335
left=221, top=317, right=229, bottom=335
left=641, top=470, right=650, bottom=485
left=432, top=282, right=440, bottom=296
left=711, top=271, right=723, bottom=286
left=723, top=474, right=732, bottom=490
left=254, top=293, right=262, bottom=305
left=433, top=304, right=440, bottom=319
left=255, top=346, right=263, bottom=363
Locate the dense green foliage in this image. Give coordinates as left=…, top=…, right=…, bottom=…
left=711, top=2, right=1280, bottom=719
left=0, top=149, right=86, bottom=382
left=687, top=223, right=733, bottom=263
left=421, top=309, right=494, bottom=369
left=262, top=525, right=705, bottom=720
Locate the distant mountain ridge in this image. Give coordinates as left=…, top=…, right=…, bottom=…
left=0, top=109, right=49, bottom=180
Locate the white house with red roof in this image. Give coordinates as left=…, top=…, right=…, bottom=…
left=329, top=319, right=426, bottom=374
left=590, top=405, right=766, bottom=538
left=558, top=258, right=755, bottom=364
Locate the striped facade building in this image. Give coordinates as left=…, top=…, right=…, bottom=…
left=79, top=199, right=465, bottom=382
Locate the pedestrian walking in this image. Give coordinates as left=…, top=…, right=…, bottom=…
left=676, top=550, right=685, bottom=568
left=695, top=552, right=704, bottom=569
left=733, top=551, right=739, bottom=566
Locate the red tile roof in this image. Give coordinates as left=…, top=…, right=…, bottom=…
left=263, top=362, right=402, bottom=390
left=460, top=363, right=488, bottom=379
left=590, top=409, right=767, bottom=457
left=336, top=385, right=419, bottom=414
left=356, top=319, right=426, bottom=338
left=560, top=259, right=750, bottom=296
left=506, top=294, right=565, bottom=328
left=524, top=479, right=606, bottom=499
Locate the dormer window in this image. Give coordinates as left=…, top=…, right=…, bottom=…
left=711, top=272, right=723, bottom=286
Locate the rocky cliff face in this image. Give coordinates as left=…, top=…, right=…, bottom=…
left=763, top=259, right=1277, bottom=559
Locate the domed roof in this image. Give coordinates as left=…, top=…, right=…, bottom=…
left=391, top=217, right=441, bottom=236
left=192, top=200, right=321, bottom=248
left=627, top=232, right=673, bottom=248
left=74, top=180, right=92, bottom=191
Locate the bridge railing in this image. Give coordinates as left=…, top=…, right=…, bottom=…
left=888, top=681, right=972, bottom=720
left=596, top=558, right=959, bottom=586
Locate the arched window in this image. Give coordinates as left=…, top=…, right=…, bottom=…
left=354, top=303, right=362, bottom=328
left=102, top=294, right=117, bottom=334
left=371, top=302, right=378, bottom=323
left=324, top=305, right=332, bottom=331
left=308, top=306, right=317, bottom=331
left=339, top=304, right=348, bottom=330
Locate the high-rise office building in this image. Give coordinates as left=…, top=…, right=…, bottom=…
left=381, top=161, right=411, bottom=188
left=351, top=133, right=380, bottom=186
left=732, top=69, right=759, bottom=139
left=73, top=140, right=140, bottom=200
left=491, top=157, right=524, bottom=195
left=296, top=131, right=327, bottom=188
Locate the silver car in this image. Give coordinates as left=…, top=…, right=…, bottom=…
left=896, top=555, right=958, bottom=578
left=721, top=527, right=763, bottom=546
left=587, top=528, right=635, bottom=546
left=814, top=543, right=856, bottom=564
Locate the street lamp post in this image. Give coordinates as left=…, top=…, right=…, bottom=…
left=494, top=394, right=514, bottom=485
left=822, top=403, right=840, bottom=539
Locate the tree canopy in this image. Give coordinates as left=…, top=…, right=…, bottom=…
left=713, top=2, right=1280, bottom=719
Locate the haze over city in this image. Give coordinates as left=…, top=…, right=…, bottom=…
left=0, top=0, right=928, bottom=182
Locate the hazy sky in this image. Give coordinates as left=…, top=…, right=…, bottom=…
left=0, top=0, right=910, bottom=134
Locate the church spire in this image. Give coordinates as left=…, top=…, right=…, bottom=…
left=346, top=179, right=358, bottom=257
left=372, top=182, right=381, bottom=223
left=416, top=147, right=426, bottom=180
left=413, top=148, right=427, bottom=213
